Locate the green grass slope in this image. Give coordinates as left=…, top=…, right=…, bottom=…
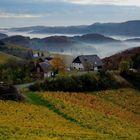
left=0, top=88, right=139, bottom=139
left=0, top=41, right=32, bottom=60
left=0, top=51, right=22, bottom=64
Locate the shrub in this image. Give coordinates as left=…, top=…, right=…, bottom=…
left=30, top=72, right=120, bottom=92
left=0, top=84, right=24, bottom=101
left=97, top=71, right=118, bottom=90
left=120, top=70, right=140, bottom=89
left=119, top=61, right=131, bottom=73
left=29, top=81, right=42, bottom=91
left=78, top=73, right=98, bottom=91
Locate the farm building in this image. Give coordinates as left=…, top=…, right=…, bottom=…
left=36, top=60, right=54, bottom=78
left=71, top=55, right=103, bottom=71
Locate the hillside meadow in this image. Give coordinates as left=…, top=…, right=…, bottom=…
left=0, top=52, right=21, bottom=64
left=0, top=88, right=139, bottom=139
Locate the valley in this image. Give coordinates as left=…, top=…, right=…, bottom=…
left=0, top=20, right=140, bottom=140
left=1, top=31, right=140, bottom=58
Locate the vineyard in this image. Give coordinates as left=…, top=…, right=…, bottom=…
left=0, top=88, right=139, bottom=139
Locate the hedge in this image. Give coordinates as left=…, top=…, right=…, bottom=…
left=29, top=71, right=119, bottom=92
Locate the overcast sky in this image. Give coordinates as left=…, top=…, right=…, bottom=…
left=65, top=0, right=140, bottom=6
left=0, top=0, right=140, bottom=27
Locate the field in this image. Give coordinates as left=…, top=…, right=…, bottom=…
left=0, top=88, right=139, bottom=139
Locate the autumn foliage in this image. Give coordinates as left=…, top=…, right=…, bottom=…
left=50, top=56, right=66, bottom=72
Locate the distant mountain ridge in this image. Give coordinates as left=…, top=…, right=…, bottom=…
left=0, top=33, right=8, bottom=40
left=7, top=20, right=140, bottom=36
left=1, top=34, right=120, bottom=52
left=73, top=34, right=119, bottom=43
left=125, top=38, right=140, bottom=42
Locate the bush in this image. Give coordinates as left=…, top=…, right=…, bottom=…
left=97, top=71, right=118, bottom=90
left=119, top=61, right=131, bottom=73
left=78, top=73, right=98, bottom=91
left=0, top=84, right=24, bottom=101
left=29, top=81, right=42, bottom=91
left=120, top=70, right=140, bottom=89
left=30, top=72, right=120, bottom=92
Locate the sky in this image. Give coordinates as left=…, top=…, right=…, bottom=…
left=0, top=0, right=140, bottom=27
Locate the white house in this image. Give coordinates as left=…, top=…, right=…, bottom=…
left=71, top=55, right=103, bottom=71
left=33, top=53, right=39, bottom=58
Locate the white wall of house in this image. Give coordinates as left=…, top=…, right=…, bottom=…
left=33, top=54, right=39, bottom=58
left=94, top=67, right=98, bottom=71
left=72, top=63, right=84, bottom=70
left=44, top=72, right=53, bottom=78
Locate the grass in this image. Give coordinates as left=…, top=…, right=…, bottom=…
left=0, top=52, right=22, bottom=64
left=0, top=42, right=32, bottom=60
left=0, top=88, right=139, bottom=139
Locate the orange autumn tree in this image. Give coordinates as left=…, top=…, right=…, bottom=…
left=50, top=56, right=66, bottom=73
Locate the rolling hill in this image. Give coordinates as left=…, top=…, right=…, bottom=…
left=0, top=51, right=22, bottom=64
left=7, top=20, right=140, bottom=36
left=0, top=40, right=33, bottom=60
left=125, top=38, right=140, bottom=42
left=103, top=47, right=140, bottom=70
left=73, top=33, right=119, bottom=43
left=0, top=33, right=8, bottom=40
left=1, top=34, right=119, bottom=54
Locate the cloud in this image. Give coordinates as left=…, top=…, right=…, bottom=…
left=3, top=0, right=140, bottom=6
left=0, top=12, right=42, bottom=18
left=63, top=0, right=140, bottom=6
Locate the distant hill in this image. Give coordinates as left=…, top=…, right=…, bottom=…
left=2, top=35, right=30, bottom=47
left=125, top=38, right=140, bottom=42
left=73, top=33, right=119, bottom=43
left=0, top=33, right=8, bottom=40
left=88, top=20, right=140, bottom=36
left=0, top=51, right=22, bottom=64
left=42, top=36, right=76, bottom=45
left=0, top=40, right=33, bottom=60
left=103, top=47, right=140, bottom=70
left=7, top=20, right=140, bottom=36
left=2, top=34, right=119, bottom=50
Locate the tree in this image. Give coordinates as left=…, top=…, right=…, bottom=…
left=41, top=52, right=44, bottom=57
left=133, top=54, right=140, bottom=69
left=0, top=59, right=34, bottom=84
left=119, top=60, right=131, bottom=73
left=50, top=56, right=66, bottom=73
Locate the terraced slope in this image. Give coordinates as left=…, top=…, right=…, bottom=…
left=39, top=88, right=140, bottom=139
left=0, top=101, right=97, bottom=140
left=0, top=88, right=139, bottom=139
